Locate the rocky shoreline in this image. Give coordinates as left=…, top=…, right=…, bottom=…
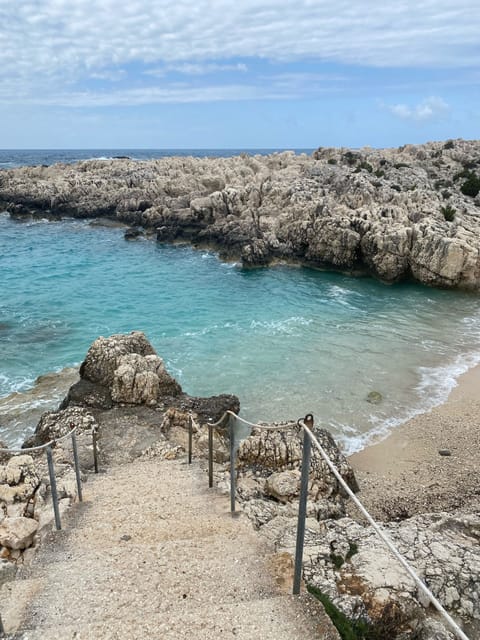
left=1, top=139, right=480, bottom=289
left=0, top=332, right=478, bottom=639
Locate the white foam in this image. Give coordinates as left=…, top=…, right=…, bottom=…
left=249, top=316, right=313, bottom=335
left=338, top=349, right=480, bottom=455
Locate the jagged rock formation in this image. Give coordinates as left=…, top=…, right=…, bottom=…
left=1, top=140, right=480, bottom=289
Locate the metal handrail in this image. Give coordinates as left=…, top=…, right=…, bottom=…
left=294, top=416, right=470, bottom=640
left=0, top=423, right=100, bottom=530
left=188, top=410, right=470, bottom=640
left=0, top=421, right=100, bottom=637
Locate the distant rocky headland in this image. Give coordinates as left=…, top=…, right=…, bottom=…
left=1, top=139, right=480, bottom=290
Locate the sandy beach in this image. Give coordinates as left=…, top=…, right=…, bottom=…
left=349, top=363, right=480, bottom=520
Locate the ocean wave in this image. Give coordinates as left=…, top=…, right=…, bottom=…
left=338, top=348, right=480, bottom=456
left=0, top=367, right=79, bottom=447
left=182, top=321, right=239, bottom=338
left=249, top=316, right=313, bottom=335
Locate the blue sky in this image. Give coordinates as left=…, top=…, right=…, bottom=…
left=1, top=0, right=478, bottom=149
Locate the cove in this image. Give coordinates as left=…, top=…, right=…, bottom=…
left=1, top=212, right=480, bottom=452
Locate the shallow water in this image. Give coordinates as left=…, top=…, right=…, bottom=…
left=1, top=213, right=480, bottom=451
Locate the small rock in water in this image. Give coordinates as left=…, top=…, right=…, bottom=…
left=438, top=449, right=452, bottom=456
left=124, top=228, right=143, bottom=240
left=366, top=390, right=383, bottom=404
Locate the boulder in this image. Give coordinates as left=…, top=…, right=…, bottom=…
left=0, top=516, right=38, bottom=550
left=0, top=455, right=39, bottom=504
left=237, top=424, right=359, bottom=499
left=265, top=470, right=301, bottom=503
left=23, top=406, right=97, bottom=448
left=79, top=331, right=157, bottom=387
left=75, top=333, right=182, bottom=406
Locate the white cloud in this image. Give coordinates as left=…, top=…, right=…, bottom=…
left=387, top=96, right=450, bottom=122
left=146, top=62, right=248, bottom=77
left=0, top=1, right=477, bottom=106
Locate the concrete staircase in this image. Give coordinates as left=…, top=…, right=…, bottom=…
left=0, top=458, right=339, bottom=639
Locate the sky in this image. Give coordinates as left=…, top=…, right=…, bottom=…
left=0, top=0, right=478, bottom=149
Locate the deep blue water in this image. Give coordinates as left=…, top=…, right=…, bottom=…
left=1, top=211, right=480, bottom=452
left=0, top=148, right=315, bottom=170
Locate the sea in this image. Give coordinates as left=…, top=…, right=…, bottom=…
left=1, top=149, right=480, bottom=452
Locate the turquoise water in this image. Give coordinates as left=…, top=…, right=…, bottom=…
left=1, top=213, right=480, bottom=452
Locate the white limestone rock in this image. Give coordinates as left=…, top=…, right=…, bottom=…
left=0, top=516, right=38, bottom=550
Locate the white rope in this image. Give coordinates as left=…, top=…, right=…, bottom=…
left=180, top=409, right=469, bottom=639
left=0, top=424, right=79, bottom=454
left=206, top=410, right=295, bottom=432
left=298, top=419, right=470, bottom=640
left=226, top=410, right=295, bottom=431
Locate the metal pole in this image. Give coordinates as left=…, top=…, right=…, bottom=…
left=92, top=427, right=99, bottom=474
left=229, top=414, right=236, bottom=514
left=46, top=446, right=62, bottom=531
left=293, top=415, right=313, bottom=595
left=208, top=424, right=213, bottom=489
left=71, top=431, right=83, bottom=502
left=188, top=415, right=193, bottom=465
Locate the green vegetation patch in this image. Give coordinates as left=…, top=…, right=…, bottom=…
left=307, top=585, right=413, bottom=640
left=307, top=585, right=371, bottom=640
left=441, top=204, right=456, bottom=221
left=460, top=173, right=480, bottom=198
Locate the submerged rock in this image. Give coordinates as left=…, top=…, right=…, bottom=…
left=366, top=390, right=383, bottom=404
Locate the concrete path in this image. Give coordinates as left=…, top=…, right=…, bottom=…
left=0, top=458, right=339, bottom=639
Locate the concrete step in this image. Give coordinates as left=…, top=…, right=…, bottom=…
left=18, top=594, right=339, bottom=640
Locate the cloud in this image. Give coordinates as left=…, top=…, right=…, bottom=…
left=387, top=96, right=450, bottom=122
left=0, top=1, right=478, bottom=107
left=145, top=62, right=248, bottom=77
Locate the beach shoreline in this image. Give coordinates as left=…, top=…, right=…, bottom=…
left=349, top=362, right=480, bottom=520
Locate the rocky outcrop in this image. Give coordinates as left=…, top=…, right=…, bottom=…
left=237, top=424, right=359, bottom=497
left=301, top=511, right=480, bottom=638
left=211, top=420, right=478, bottom=639
left=23, top=406, right=97, bottom=448
left=63, top=331, right=182, bottom=410
left=2, top=140, right=480, bottom=289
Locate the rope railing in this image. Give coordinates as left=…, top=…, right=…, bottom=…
left=188, top=410, right=470, bottom=640
left=0, top=423, right=100, bottom=531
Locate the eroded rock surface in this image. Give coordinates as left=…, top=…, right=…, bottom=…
left=2, top=140, right=480, bottom=289
left=0, top=456, right=39, bottom=504
left=0, top=516, right=39, bottom=550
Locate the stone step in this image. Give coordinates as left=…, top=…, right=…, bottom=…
left=0, top=577, right=45, bottom=633
left=22, top=550, right=284, bottom=627
left=0, top=458, right=339, bottom=640
left=18, top=593, right=339, bottom=640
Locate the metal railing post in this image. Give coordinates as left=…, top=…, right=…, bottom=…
left=92, top=427, right=99, bottom=473
left=229, top=414, right=236, bottom=514
left=208, top=423, right=213, bottom=489
left=293, top=414, right=313, bottom=595
left=71, top=430, right=83, bottom=503
left=46, top=445, right=62, bottom=531
left=188, top=415, right=193, bottom=465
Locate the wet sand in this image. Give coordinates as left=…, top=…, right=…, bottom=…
left=349, top=364, right=480, bottom=520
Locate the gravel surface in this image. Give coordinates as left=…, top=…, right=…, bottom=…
left=0, top=458, right=339, bottom=639
left=349, top=364, right=480, bottom=521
